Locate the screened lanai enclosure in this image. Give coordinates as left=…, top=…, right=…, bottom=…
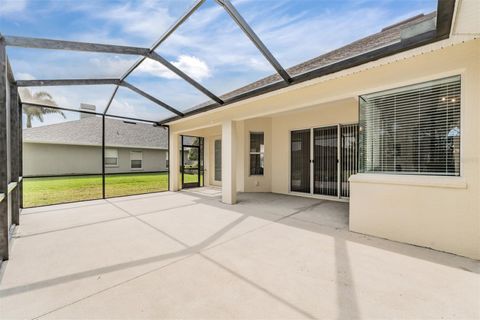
left=0, top=0, right=456, bottom=262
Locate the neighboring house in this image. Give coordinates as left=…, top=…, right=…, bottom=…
left=167, top=3, right=480, bottom=260
left=23, top=111, right=169, bottom=176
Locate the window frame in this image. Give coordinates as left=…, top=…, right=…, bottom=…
left=358, top=75, right=462, bottom=177
left=105, top=148, right=119, bottom=167
left=249, top=132, right=265, bottom=176
left=130, top=151, right=143, bottom=170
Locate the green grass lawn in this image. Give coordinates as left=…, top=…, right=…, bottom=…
left=24, top=175, right=103, bottom=208
left=105, top=172, right=168, bottom=198
left=23, top=172, right=204, bottom=207
left=24, top=173, right=167, bottom=207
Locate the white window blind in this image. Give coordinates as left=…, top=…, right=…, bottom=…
left=359, top=76, right=461, bottom=176
left=105, top=148, right=118, bottom=166
left=130, top=151, right=143, bottom=169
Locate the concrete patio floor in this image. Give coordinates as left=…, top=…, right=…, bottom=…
left=0, top=188, right=478, bottom=319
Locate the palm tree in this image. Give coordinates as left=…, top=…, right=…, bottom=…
left=19, top=88, right=66, bottom=128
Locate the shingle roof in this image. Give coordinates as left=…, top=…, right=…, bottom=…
left=23, top=116, right=168, bottom=149
left=185, top=12, right=437, bottom=113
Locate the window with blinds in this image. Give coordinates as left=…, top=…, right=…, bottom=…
left=359, top=75, right=461, bottom=176
left=130, top=151, right=143, bottom=170
left=105, top=148, right=118, bottom=167
left=249, top=132, right=264, bottom=175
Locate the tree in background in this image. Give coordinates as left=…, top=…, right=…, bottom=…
left=19, top=88, right=65, bottom=128
left=188, top=137, right=200, bottom=162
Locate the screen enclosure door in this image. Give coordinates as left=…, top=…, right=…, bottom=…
left=181, top=136, right=204, bottom=189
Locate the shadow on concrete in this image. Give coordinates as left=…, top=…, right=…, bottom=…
left=3, top=188, right=478, bottom=319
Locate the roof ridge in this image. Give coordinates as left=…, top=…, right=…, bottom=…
left=23, top=115, right=100, bottom=131
left=381, top=14, right=426, bottom=31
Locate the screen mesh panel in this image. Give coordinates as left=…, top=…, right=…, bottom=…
left=155, top=0, right=277, bottom=98
left=107, top=87, right=176, bottom=122
left=104, top=117, right=169, bottom=198
left=126, top=59, right=213, bottom=112
left=8, top=48, right=138, bottom=80
left=233, top=0, right=437, bottom=71
left=359, top=76, right=461, bottom=176
left=19, top=85, right=116, bottom=113
left=22, top=107, right=103, bottom=207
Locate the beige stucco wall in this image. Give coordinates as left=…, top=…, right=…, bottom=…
left=348, top=40, right=480, bottom=260
left=105, top=147, right=167, bottom=174
left=182, top=119, right=272, bottom=192
left=23, top=143, right=102, bottom=176
left=170, top=39, right=480, bottom=259
left=23, top=143, right=167, bottom=176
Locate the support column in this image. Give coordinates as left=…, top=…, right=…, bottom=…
left=0, top=37, right=9, bottom=260
left=222, top=120, right=237, bottom=204
left=18, top=98, right=23, bottom=209
left=169, top=131, right=180, bottom=191
left=102, top=115, right=105, bottom=198
left=235, top=120, right=245, bottom=193
left=10, top=82, right=19, bottom=225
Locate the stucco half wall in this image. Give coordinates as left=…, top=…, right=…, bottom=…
left=169, top=39, right=480, bottom=259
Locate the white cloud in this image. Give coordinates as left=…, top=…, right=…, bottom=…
left=66, top=0, right=184, bottom=45
left=173, top=55, right=211, bottom=81
left=89, top=56, right=138, bottom=77
left=235, top=5, right=392, bottom=67
left=110, top=98, right=136, bottom=117
left=0, top=0, right=27, bottom=15
left=137, top=55, right=211, bottom=81
left=110, top=91, right=171, bottom=121
left=16, top=72, right=35, bottom=80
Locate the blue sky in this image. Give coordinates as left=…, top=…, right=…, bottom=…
left=1, top=0, right=437, bottom=123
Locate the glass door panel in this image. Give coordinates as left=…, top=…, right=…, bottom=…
left=214, top=139, right=222, bottom=182
left=181, top=136, right=203, bottom=189
left=340, top=124, right=358, bottom=198
left=290, top=129, right=311, bottom=193
left=182, top=146, right=200, bottom=188
left=314, top=126, right=338, bottom=197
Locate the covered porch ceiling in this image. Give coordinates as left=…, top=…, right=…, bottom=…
left=1, top=0, right=456, bottom=126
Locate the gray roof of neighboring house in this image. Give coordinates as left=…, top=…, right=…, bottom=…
left=23, top=116, right=168, bottom=149
left=185, top=12, right=437, bottom=113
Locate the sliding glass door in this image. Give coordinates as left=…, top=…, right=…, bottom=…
left=290, top=129, right=311, bottom=193
left=340, top=124, right=358, bottom=198
left=290, top=124, right=358, bottom=199
left=314, top=126, right=338, bottom=196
